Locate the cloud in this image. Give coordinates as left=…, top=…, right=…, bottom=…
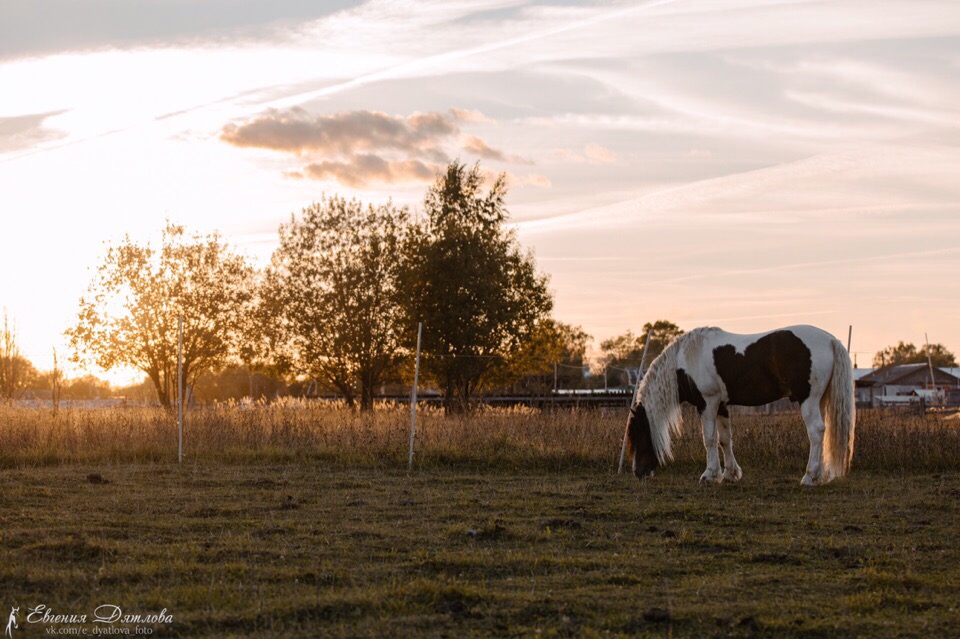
left=450, top=107, right=493, bottom=123
left=553, top=143, right=616, bottom=164
left=0, top=1, right=356, bottom=61
left=0, top=110, right=68, bottom=154
left=300, top=155, right=438, bottom=188
left=583, top=143, right=615, bottom=163
left=521, top=145, right=960, bottom=235
left=461, top=134, right=507, bottom=161
left=509, top=172, right=552, bottom=188
left=221, top=107, right=456, bottom=186
left=221, top=107, right=456, bottom=158
left=223, top=106, right=534, bottom=186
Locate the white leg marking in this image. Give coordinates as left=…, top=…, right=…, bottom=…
left=800, top=399, right=826, bottom=486
left=699, top=411, right=723, bottom=484
left=718, top=412, right=743, bottom=482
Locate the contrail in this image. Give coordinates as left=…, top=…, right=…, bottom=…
left=657, top=245, right=960, bottom=285
left=260, top=0, right=683, bottom=111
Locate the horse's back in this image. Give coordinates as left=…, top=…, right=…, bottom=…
left=682, top=325, right=841, bottom=407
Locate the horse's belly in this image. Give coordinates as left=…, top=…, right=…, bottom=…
left=725, top=373, right=791, bottom=407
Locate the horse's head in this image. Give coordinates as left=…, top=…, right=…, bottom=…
left=627, top=403, right=658, bottom=480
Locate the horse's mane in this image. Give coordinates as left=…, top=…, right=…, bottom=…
left=634, top=327, right=718, bottom=462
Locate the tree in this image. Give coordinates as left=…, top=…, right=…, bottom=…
left=192, top=365, right=286, bottom=403
left=263, top=196, right=409, bottom=410
left=501, top=321, right=591, bottom=393
left=639, top=320, right=684, bottom=362
left=557, top=322, right=591, bottom=367
left=873, top=341, right=956, bottom=368
left=599, top=320, right=683, bottom=386
left=921, top=343, right=958, bottom=367
left=0, top=310, right=36, bottom=401
left=550, top=322, right=592, bottom=389
left=482, top=320, right=576, bottom=394
left=61, top=375, right=112, bottom=400
left=67, top=223, right=255, bottom=408
left=399, top=161, right=553, bottom=412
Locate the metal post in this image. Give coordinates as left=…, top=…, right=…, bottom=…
left=408, top=322, right=423, bottom=472
left=554, top=362, right=558, bottom=393
left=638, top=329, right=654, bottom=375
left=177, top=315, right=183, bottom=464
left=847, top=325, right=852, bottom=353
left=924, top=332, right=936, bottom=393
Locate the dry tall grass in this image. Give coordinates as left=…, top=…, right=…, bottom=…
left=0, top=401, right=957, bottom=472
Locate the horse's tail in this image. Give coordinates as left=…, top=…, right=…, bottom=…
left=822, top=338, right=856, bottom=479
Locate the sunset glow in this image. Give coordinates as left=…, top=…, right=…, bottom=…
left=2, top=0, right=959, bottom=380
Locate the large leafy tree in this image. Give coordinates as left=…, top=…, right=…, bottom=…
left=67, top=223, right=255, bottom=408
left=873, top=341, right=956, bottom=368
left=400, top=161, right=553, bottom=412
left=263, top=196, right=409, bottom=410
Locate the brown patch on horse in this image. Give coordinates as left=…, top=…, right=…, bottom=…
left=627, top=404, right=658, bottom=479
left=712, top=330, right=813, bottom=406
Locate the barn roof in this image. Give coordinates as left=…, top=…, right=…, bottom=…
left=858, top=363, right=960, bottom=386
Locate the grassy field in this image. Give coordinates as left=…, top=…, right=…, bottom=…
left=0, top=405, right=958, bottom=637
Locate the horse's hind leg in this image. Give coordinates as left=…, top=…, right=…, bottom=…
left=718, top=405, right=743, bottom=482
left=800, top=398, right=826, bottom=486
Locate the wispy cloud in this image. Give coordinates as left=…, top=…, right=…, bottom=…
left=461, top=134, right=507, bottom=161
left=520, top=145, right=960, bottom=234
left=451, top=107, right=493, bottom=123
left=555, top=143, right=617, bottom=164
left=583, top=143, right=616, bottom=163
left=0, top=110, right=68, bottom=154
left=294, top=155, right=436, bottom=188
left=510, top=172, right=552, bottom=188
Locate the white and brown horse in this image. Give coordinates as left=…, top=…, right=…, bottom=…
left=626, top=325, right=855, bottom=486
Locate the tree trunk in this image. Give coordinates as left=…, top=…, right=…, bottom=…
left=148, top=371, right=172, bottom=409
left=338, top=384, right=356, bottom=409
left=442, top=376, right=475, bottom=415
left=360, top=385, right=374, bottom=412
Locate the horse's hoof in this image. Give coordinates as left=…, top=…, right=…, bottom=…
left=800, top=474, right=818, bottom=487
left=723, top=467, right=743, bottom=482
left=699, top=470, right=722, bottom=484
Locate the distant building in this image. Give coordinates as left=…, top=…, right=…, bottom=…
left=856, top=363, right=960, bottom=407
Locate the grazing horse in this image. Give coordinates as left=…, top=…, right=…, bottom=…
left=626, top=325, right=855, bottom=486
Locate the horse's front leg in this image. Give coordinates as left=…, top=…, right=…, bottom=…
left=699, top=409, right=723, bottom=483
left=718, top=406, right=743, bottom=482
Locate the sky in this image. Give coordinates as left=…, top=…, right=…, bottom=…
left=1, top=0, right=959, bottom=381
